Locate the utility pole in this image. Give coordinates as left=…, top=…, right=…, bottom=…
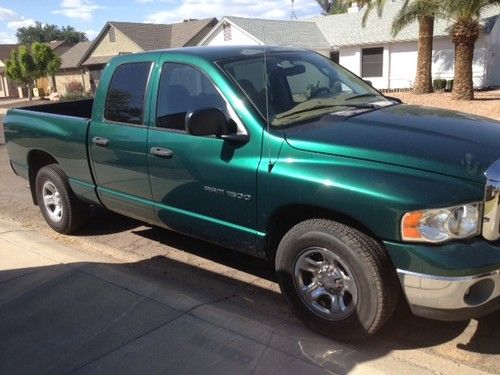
left=290, top=0, right=298, bottom=19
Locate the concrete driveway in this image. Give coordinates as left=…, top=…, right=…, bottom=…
left=0, top=122, right=499, bottom=374
left=0, top=219, right=327, bottom=374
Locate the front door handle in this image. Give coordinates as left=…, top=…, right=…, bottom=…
left=92, top=137, right=109, bottom=147
left=150, top=147, right=174, bottom=159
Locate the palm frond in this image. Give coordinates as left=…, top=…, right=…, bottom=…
left=361, top=0, right=387, bottom=27
left=391, top=0, right=441, bottom=36
left=441, top=0, right=500, bottom=22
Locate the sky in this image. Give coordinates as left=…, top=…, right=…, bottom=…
left=0, top=0, right=323, bottom=43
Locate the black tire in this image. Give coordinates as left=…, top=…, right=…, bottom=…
left=275, top=219, right=400, bottom=342
left=35, top=164, right=89, bottom=234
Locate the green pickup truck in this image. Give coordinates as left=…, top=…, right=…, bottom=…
left=4, top=46, right=500, bottom=341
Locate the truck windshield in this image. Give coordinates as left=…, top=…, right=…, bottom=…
left=218, top=50, right=394, bottom=127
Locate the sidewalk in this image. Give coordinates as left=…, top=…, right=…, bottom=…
left=0, top=218, right=327, bottom=374
left=0, top=218, right=493, bottom=375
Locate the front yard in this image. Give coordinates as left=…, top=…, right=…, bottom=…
left=390, top=89, right=500, bottom=121
left=2, top=88, right=500, bottom=122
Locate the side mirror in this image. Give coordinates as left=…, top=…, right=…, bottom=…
left=185, top=108, right=229, bottom=137
left=364, top=79, right=373, bottom=87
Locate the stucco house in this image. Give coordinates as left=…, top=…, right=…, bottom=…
left=77, top=18, right=218, bottom=89
left=0, top=44, right=19, bottom=98
left=199, top=1, right=500, bottom=90
left=36, top=40, right=75, bottom=96
left=55, top=41, right=93, bottom=95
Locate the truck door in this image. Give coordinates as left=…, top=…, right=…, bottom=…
left=89, top=59, right=157, bottom=223
left=147, top=59, right=263, bottom=251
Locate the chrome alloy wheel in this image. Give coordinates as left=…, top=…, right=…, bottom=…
left=42, top=181, right=63, bottom=223
left=293, top=247, right=358, bottom=320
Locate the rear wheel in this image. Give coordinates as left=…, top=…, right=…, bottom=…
left=35, top=164, right=89, bottom=234
left=275, top=219, right=400, bottom=342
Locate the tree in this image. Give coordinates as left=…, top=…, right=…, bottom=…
left=317, top=1, right=439, bottom=94
left=16, top=22, right=88, bottom=44
left=315, top=0, right=348, bottom=14
left=442, top=0, right=500, bottom=100
left=5, top=43, right=62, bottom=101
left=316, top=0, right=369, bottom=14
left=391, top=1, right=442, bottom=94
left=362, top=0, right=441, bottom=94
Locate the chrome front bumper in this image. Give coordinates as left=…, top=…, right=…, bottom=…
left=483, top=159, right=500, bottom=241
left=398, top=268, right=500, bottom=321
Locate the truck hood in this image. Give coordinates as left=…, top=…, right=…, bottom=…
left=285, top=104, right=500, bottom=183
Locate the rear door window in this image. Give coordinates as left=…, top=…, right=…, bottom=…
left=104, top=62, right=152, bottom=125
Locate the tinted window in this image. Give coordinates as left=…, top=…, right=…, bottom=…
left=156, top=63, right=227, bottom=130
left=286, top=60, right=330, bottom=102
left=222, top=58, right=267, bottom=116
left=220, top=51, right=379, bottom=121
left=104, top=62, right=151, bottom=125
left=362, top=47, right=383, bottom=77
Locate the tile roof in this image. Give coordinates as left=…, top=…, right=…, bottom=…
left=316, top=1, right=500, bottom=47
left=81, top=55, right=116, bottom=66
left=0, top=44, right=18, bottom=62
left=110, top=22, right=172, bottom=50
left=46, top=40, right=74, bottom=56
left=110, top=18, right=217, bottom=50
left=219, top=1, right=499, bottom=49
left=60, top=41, right=92, bottom=69
left=170, top=18, right=218, bottom=47
left=224, top=16, right=330, bottom=49
left=80, top=18, right=217, bottom=66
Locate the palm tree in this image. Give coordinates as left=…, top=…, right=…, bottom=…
left=442, top=0, right=500, bottom=100
left=364, top=0, right=441, bottom=94
left=315, top=0, right=368, bottom=14
left=392, top=1, right=442, bottom=94
left=315, top=0, right=345, bottom=14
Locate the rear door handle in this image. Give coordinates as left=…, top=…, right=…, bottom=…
left=150, top=147, right=174, bottom=159
left=92, top=137, right=109, bottom=147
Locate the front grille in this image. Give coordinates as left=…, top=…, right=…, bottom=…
left=483, top=160, right=500, bottom=241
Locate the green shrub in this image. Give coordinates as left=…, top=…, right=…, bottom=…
left=446, top=80, right=454, bottom=92
left=433, top=79, right=447, bottom=91
left=66, top=81, right=84, bottom=95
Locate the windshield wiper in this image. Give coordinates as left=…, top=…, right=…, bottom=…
left=272, top=101, right=377, bottom=126
left=345, top=93, right=379, bottom=101
left=274, top=100, right=375, bottom=121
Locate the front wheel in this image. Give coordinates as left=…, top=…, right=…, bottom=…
left=275, top=219, right=400, bottom=341
left=35, top=164, right=89, bottom=234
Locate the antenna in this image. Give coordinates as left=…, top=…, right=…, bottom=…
left=263, top=46, right=272, bottom=172
left=290, top=0, right=297, bottom=20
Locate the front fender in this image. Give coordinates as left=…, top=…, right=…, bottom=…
left=260, top=142, right=484, bottom=242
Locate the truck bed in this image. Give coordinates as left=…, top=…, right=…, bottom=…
left=18, top=99, right=94, bottom=119
left=4, top=98, right=98, bottom=204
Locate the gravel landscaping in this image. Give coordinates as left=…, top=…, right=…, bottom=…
left=390, top=89, right=500, bottom=121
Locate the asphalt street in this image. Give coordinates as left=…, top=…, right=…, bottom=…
left=0, top=116, right=499, bottom=374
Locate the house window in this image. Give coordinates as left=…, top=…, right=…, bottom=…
left=109, top=27, right=116, bottom=43
left=223, top=23, right=232, bottom=41
left=362, top=47, right=383, bottom=77
left=330, top=51, right=340, bottom=64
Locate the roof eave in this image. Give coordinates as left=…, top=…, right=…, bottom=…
left=77, top=22, right=113, bottom=67
left=198, top=17, right=265, bottom=46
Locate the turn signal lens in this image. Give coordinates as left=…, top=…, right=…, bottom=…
left=401, top=203, right=481, bottom=243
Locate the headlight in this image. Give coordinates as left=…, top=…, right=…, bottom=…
left=401, top=203, right=482, bottom=243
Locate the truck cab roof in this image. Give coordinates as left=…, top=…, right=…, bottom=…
left=109, top=45, right=308, bottom=65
